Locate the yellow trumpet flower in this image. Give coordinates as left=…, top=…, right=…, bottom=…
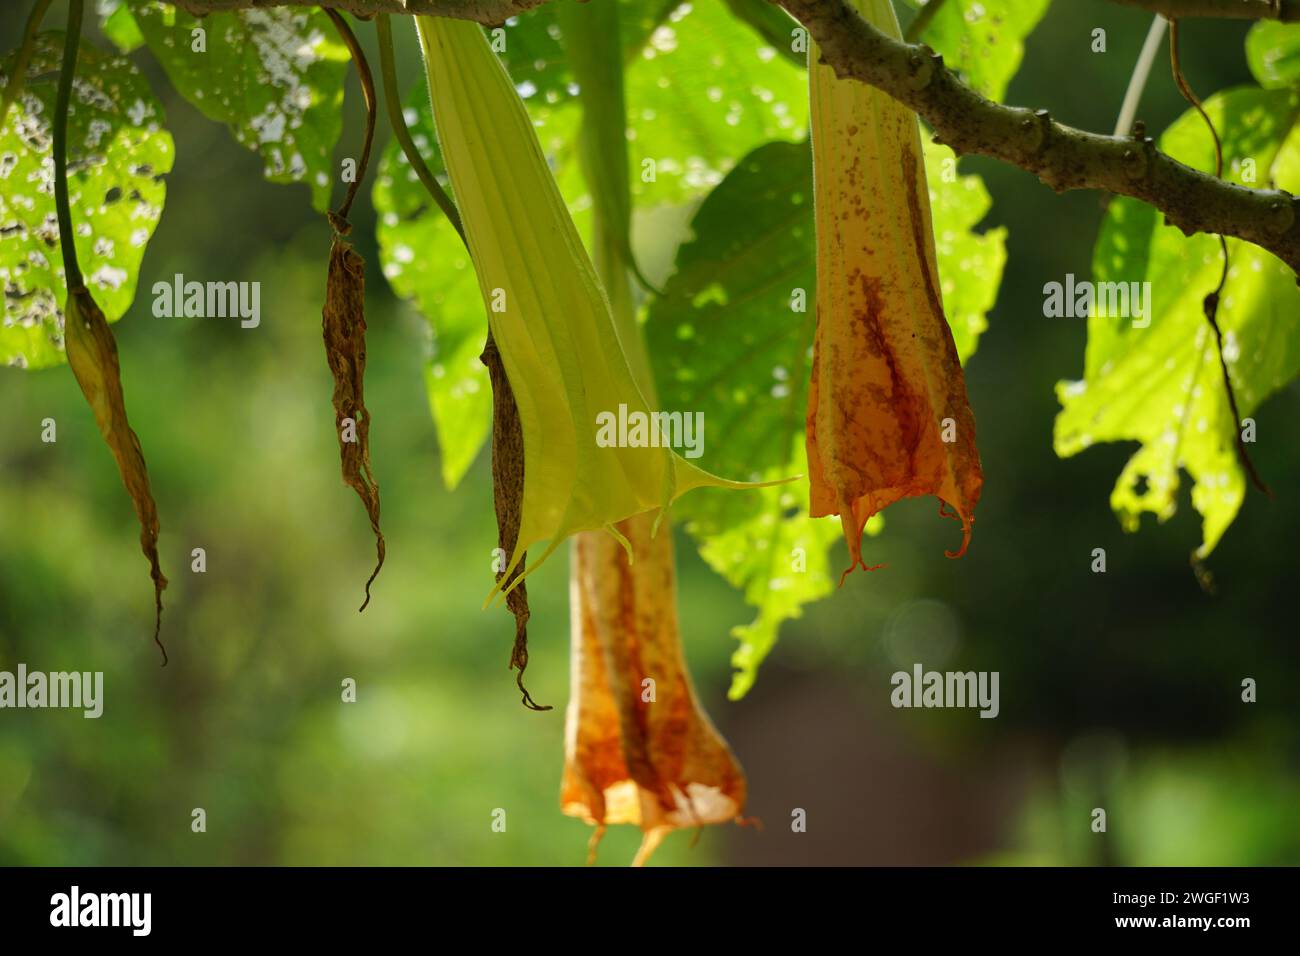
left=806, top=0, right=984, bottom=576
left=416, top=16, right=773, bottom=606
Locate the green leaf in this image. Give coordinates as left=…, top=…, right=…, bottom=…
left=926, top=134, right=1007, bottom=360
left=0, top=33, right=173, bottom=370
left=495, top=7, right=575, bottom=108
left=648, top=137, right=1003, bottom=696
left=1161, top=86, right=1300, bottom=188
left=720, top=0, right=805, bottom=68
left=647, top=141, right=816, bottom=482
left=482, top=0, right=672, bottom=112
left=1055, top=86, right=1300, bottom=558
left=624, top=0, right=809, bottom=206
left=619, top=1, right=695, bottom=60
left=126, top=1, right=348, bottom=212
left=99, top=0, right=145, bottom=54
left=917, top=0, right=1050, bottom=103
left=371, top=87, right=490, bottom=491
left=1246, top=21, right=1300, bottom=90
left=700, top=451, right=847, bottom=702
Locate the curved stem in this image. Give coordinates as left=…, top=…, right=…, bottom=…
left=54, top=0, right=85, bottom=294
left=324, top=8, right=377, bottom=224
left=1113, top=14, right=1168, bottom=137
left=375, top=12, right=466, bottom=244
left=1169, top=20, right=1222, bottom=178
left=0, top=0, right=57, bottom=130
left=1168, top=19, right=1269, bottom=497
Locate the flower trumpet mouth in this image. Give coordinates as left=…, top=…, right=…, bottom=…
left=562, top=513, right=747, bottom=866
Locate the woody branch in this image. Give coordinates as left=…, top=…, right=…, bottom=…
left=165, top=0, right=1300, bottom=271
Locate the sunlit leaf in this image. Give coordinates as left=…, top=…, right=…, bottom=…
left=720, top=0, right=805, bottom=67
left=624, top=0, right=808, bottom=205
left=99, top=0, right=145, bottom=54
left=0, top=33, right=172, bottom=370
left=1055, top=86, right=1300, bottom=558
left=926, top=136, right=1006, bottom=360
left=910, top=0, right=1050, bottom=103
left=126, top=0, right=347, bottom=211
left=1246, top=21, right=1300, bottom=90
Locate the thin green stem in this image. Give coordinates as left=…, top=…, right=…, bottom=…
left=376, top=13, right=466, bottom=244
left=324, top=8, right=378, bottom=224
left=904, top=0, right=948, bottom=43
left=558, top=0, right=660, bottom=395
left=54, top=0, right=85, bottom=293
left=0, top=0, right=56, bottom=130
left=1113, top=14, right=1168, bottom=137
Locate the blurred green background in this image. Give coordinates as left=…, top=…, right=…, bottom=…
left=1, top=1, right=1296, bottom=866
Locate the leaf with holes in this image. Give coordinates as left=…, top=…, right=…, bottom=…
left=0, top=32, right=172, bottom=370
left=126, top=1, right=347, bottom=211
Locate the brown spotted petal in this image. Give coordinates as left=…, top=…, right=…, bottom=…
left=322, top=235, right=385, bottom=610
left=562, top=512, right=746, bottom=866
left=806, top=0, right=983, bottom=578
left=63, top=288, right=168, bottom=659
